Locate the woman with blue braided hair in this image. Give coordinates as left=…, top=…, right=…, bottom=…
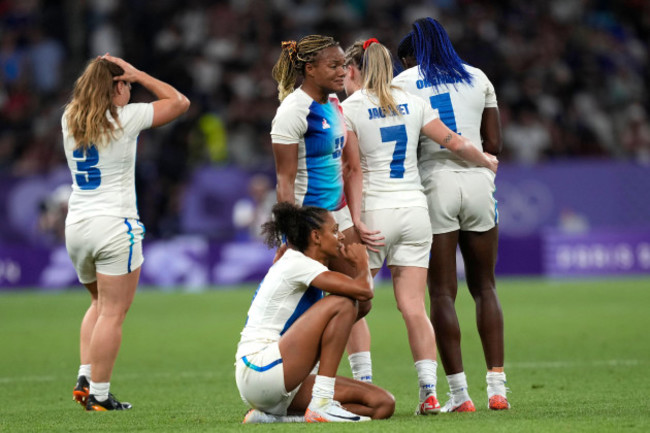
left=393, top=17, right=509, bottom=412
left=235, top=202, right=394, bottom=423
left=341, top=37, right=496, bottom=417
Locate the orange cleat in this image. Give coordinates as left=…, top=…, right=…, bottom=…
left=488, top=395, right=511, bottom=410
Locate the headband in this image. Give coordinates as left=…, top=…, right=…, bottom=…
left=363, top=38, right=379, bottom=50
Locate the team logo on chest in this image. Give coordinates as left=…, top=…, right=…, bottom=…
left=322, top=118, right=330, bottom=129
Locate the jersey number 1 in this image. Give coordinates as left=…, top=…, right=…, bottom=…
left=380, top=124, right=407, bottom=179
left=429, top=93, right=459, bottom=149
left=72, top=145, right=101, bottom=190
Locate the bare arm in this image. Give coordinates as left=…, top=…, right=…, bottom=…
left=422, top=118, right=498, bottom=173
left=103, top=54, right=190, bottom=128
left=481, top=107, right=502, bottom=155
left=342, top=131, right=384, bottom=251
left=311, top=243, right=373, bottom=301
left=272, top=142, right=298, bottom=204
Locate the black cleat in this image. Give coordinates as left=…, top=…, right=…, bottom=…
left=73, top=375, right=90, bottom=407
left=86, top=393, right=133, bottom=411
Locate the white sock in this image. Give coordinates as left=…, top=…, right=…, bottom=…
left=348, top=351, right=372, bottom=383
left=415, top=359, right=437, bottom=401
left=310, top=375, right=335, bottom=408
left=486, top=371, right=507, bottom=398
left=447, top=372, right=471, bottom=402
left=78, top=364, right=91, bottom=379
left=89, top=381, right=110, bottom=401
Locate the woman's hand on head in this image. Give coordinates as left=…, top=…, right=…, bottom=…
left=102, top=54, right=141, bottom=83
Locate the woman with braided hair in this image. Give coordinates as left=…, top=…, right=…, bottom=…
left=341, top=38, right=497, bottom=416
left=394, top=17, right=508, bottom=412
left=270, top=35, right=379, bottom=385
left=235, top=202, right=394, bottom=423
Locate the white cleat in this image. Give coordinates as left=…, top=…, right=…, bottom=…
left=305, top=400, right=371, bottom=423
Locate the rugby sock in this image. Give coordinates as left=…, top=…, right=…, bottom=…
left=447, top=372, right=471, bottom=402
left=486, top=371, right=507, bottom=398
left=348, top=351, right=373, bottom=383
left=310, top=375, right=336, bottom=408
left=78, top=364, right=91, bottom=379
left=89, top=381, right=110, bottom=402
left=415, top=359, right=438, bottom=401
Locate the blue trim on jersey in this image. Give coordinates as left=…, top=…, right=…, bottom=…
left=302, top=100, right=346, bottom=211
left=124, top=219, right=134, bottom=273
left=280, top=285, right=324, bottom=335
left=242, top=355, right=283, bottom=372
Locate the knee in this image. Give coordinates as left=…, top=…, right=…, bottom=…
left=328, top=295, right=357, bottom=318
left=373, top=389, right=396, bottom=419
left=356, top=299, right=372, bottom=319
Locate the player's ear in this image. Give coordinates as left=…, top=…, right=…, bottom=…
left=311, top=228, right=321, bottom=246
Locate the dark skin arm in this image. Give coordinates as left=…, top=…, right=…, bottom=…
left=481, top=107, right=502, bottom=156
left=311, top=243, right=374, bottom=302
left=272, top=142, right=298, bottom=204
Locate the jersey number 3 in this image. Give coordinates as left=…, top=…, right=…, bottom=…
left=380, top=124, right=407, bottom=179
left=72, top=145, right=101, bottom=190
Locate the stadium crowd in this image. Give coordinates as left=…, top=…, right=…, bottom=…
left=1, top=0, right=649, bottom=240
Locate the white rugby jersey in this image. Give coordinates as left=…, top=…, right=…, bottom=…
left=236, top=248, right=328, bottom=358
left=392, top=65, right=497, bottom=173
left=62, top=103, right=154, bottom=225
left=341, top=88, right=436, bottom=211
left=270, top=88, right=347, bottom=211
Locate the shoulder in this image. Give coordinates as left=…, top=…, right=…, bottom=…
left=464, top=65, right=491, bottom=83
left=341, top=91, right=364, bottom=109
left=393, top=66, right=420, bottom=84
left=280, top=249, right=328, bottom=277
left=119, top=103, right=153, bottom=119
left=274, top=89, right=311, bottom=121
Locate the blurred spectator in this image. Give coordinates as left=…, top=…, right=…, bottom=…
left=0, top=0, right=649, bottom=244
left=232, top=173, right=275, bottom=241
left=38, top=184, right=70, bottom=245
left=503, top=101, right=552, bottom=164
left=621, top=103, right=650, bottom=163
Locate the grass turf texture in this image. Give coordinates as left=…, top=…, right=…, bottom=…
left=1, top=277, right=649, bottom=432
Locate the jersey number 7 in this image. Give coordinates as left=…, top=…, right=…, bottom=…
left=380, top=124, right=407, bottom=179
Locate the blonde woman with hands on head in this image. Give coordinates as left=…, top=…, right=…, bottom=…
left=64, top=54, right=189, bottom=411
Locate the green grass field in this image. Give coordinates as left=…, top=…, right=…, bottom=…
left=1, top=277, right=649, bottom=432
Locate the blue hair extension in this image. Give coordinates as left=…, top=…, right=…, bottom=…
left=412, top=17, right=473, bottom=89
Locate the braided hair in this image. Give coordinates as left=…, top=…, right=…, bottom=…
left=261, top=202, right=329, bottom=252
left=271, top=35, right=339, bottom=102
left=404, top=17, right=473, bottom=89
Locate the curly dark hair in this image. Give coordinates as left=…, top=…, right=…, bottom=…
left=261, top=202, right=329, bottom=252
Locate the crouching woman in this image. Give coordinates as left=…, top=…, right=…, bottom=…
left=235, top=202, right=395, bottom=423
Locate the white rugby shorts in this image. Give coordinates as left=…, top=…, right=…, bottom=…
left=421, top=170, right=498, bottom=234
left=332, top=205, right=354, bottom=232
left=361, top=207, right=432, bottom=269
left=235, top=342, right=301, bottom=416
left=65, top=216, right=145, bottom=284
